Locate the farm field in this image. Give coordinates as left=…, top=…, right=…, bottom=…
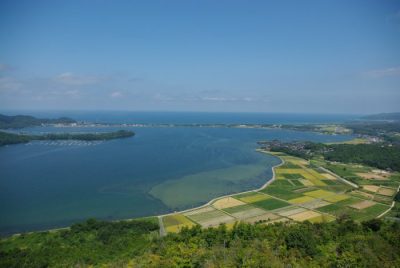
left=162, top=214, right=196, bottom=233
left=161, top=151, right=399, bottom=233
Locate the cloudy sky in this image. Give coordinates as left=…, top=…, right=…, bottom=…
left=0, top=0, right=399, bottom=114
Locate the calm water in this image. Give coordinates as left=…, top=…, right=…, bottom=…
left=0, top=112, right=355, bottom=235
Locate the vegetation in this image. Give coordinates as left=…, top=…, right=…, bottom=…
left=0, top=131, right=32, bottom=146
left=0, top=114, right=76, bottom=129
left=0, top=130, right=135, bottom=146
left=324, top=144, right=400, bottom=172
left=0, top=218, right=159, bottom=267
left=261, top=140, right=400, bottom=172
left=361, top=112, right=400, bottom=121
left=1, top=218, right=399, bottom=267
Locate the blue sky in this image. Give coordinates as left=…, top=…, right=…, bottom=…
left=0, top=0, right=399, bottom=114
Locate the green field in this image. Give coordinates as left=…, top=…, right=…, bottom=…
left=252, top=198, right=291, bottom=210
left=234, top=192, right=271, bottom=203
left=260, top=183, right=305, bottom=200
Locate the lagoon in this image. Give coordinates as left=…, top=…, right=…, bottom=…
left=0, top=113, right=355, bottom=235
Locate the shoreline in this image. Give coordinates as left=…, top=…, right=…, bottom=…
left=3, top=150, right=284, bottom=238
left=4, top=148, right=398, bottom=237
left=156, top=150, right=285, bottom=235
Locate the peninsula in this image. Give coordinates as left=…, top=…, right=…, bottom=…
left=0, top=130, right=135, bottom=146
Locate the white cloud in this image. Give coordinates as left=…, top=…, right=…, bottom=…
left=364, top=67, right=400, bottom=78
left=199, top=96, right=259, bottom=102
left=110, top=91, right=122, bottom=98
left=0, top=77, right=22, bottom=91
left=153, top=93, right=174, bottom=101
left=201, top=96, right=237, bottom=102
left=55, top=72, right=104, bottom=85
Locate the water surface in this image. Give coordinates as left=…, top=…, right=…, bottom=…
left=0, top=113, right=355, bottom=235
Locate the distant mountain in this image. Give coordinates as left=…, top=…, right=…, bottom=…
left=362, top=112, right=400, bottom=121
left=0, top=114, right=76, bottom=129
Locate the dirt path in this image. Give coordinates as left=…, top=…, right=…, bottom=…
left=158, top=216, right=166, bottom=237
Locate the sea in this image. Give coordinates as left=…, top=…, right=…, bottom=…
left=0, top=111, right=358, bottom=235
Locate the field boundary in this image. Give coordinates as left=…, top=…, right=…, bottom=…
left=319, top=166, right=359, bottom=188
left=377, top=184, right=400, bottom=218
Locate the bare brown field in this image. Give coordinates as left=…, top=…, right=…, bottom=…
left=377, top=187, right=396, bottom=196
left=212, top=197, right=246, bottom=209
left=356, top=173, right=388, bottom=180
left=372, top=169, right=390, bottom=175
left=349, top=200, right=376, bottom=210
left=363, top=185, right=380, bottom=193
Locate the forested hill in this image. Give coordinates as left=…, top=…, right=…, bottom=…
left=0, top=130, right=135, bottom=146
left=362, top=112, right=400, bottom=122
left=0, top=114, right=76, bottom=129
left=0, top=218, right=399, bottom=267
left=260, top=140, right=400, bottom=172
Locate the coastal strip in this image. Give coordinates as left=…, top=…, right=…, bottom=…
left=156, top=150, right=284, bottom=235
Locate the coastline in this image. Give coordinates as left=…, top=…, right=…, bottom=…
left=156, top=150, right=285, bottom=235
left=4, top=150, right=283, bottom=238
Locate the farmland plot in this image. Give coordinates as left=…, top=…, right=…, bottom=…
left=188, top=210, right=235, bottom=227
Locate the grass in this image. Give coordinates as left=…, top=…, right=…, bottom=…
left=280, top=173, right=306, bottom=180
left=308, top=214, right=336, bottom=223
left=164, top=152, right=397, bottom=233
left=373, top=194, right=394, bottom=205
left=304, top=189, right=334, bottom=198
left=163, top=214, right=195, bottom=228
left=326, top=138, right=369, bottom=145
left=235, top=192, right=271, bottom=203
left=188, top=210, right=230, bottom=223
left=252, top=198, right=291, bottom=211
left=321, top=179, right=340, bottom=185
left=228, top=207, right=269, bottom=220
left=187, top=210, right=235, bottom=227
left=260, top=187, right=305, bottom=200
left=288, top=196, right=315, bottom=204
left=323, top=194, right=350, bottom=203
left=223, top=204, right=258, bottom=214
left=279, top=162, right=302, bottom=169
left=276, top=169, right=316, bottom=180
left=351, top=204, right=390, bottom=221
left=291, top=180, right=304, bottom=186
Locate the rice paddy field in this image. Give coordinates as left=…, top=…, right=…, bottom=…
left=160, top=151, right=399, bottom=233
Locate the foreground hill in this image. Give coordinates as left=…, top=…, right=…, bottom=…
left=0, top=217, right=399, bottom=267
